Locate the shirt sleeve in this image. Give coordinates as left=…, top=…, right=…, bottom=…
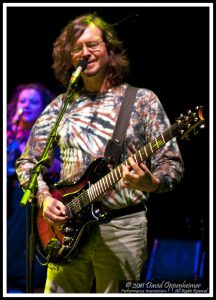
left=136, top=88, right=184, bottom=193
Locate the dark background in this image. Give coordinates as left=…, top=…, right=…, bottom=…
left=6, top=5, right=210, bottom=286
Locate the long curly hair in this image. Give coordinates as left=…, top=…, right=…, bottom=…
left=52, top=13, right=130, bottom=88
left=7, top=82, right=54, bottom=128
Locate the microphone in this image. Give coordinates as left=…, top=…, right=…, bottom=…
left=70, top=58, right=88, bottom=85
left=12, top=108, right=23, bottom=124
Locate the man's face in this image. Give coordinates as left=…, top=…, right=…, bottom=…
left=71, top=23, right=109, bottom=79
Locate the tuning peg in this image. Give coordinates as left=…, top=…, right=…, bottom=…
left=200, top=124, right=205, bottom=129
left=187, top=110, right=192, bottom=115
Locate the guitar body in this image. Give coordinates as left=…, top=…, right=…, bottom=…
left=36, top=158, right=111, bottom=263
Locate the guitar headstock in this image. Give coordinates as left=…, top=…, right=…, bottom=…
left=175, top=106, right=205, bottom=140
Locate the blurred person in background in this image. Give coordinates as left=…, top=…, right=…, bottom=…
left=7, top=83, right=61, bottom=292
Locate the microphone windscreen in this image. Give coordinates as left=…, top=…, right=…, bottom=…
left=77, top=58, right=88, bottom=71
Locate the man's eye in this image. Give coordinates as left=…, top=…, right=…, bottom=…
left=73, top=46, right=82, bottom=52
left=88, top=42, right=98, bottom=48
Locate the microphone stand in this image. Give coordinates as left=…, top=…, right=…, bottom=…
left=19, top=59, right=87, bottom=293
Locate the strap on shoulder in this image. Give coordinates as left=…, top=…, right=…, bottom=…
left=104, top=85, right=139, bottom=166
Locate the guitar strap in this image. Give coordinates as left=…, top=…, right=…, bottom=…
left=104, top=85, right=139, bottom=167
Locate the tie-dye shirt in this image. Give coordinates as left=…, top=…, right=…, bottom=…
left=16, top=83, right=184, bottom=209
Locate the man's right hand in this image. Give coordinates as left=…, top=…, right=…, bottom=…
left=42, top=195, right=68, bottom=226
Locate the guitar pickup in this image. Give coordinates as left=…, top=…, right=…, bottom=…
left=64, top=236, right=74, bottom=242
left=64, top=227, right=75, bottom=233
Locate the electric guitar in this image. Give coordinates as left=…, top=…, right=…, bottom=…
left=36, top=106, right=205, bottom=264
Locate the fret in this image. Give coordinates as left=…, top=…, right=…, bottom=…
left=161, top=132, right=165, bottom=144
left=138, top=150, right=143, bottom=163
left=110, top=170, right=116, bottom=182
left=91, top=184, right=97, bottom=199
left=149, top=142, right=153, bottom=153
left=144, top=146, right=148, bottom=158
left=99, top=180, right=104, bottom=193
left=145, top=144, right=151, bottom=156
left=104, top=175, right=111, bottom=188
left=155, top=138, right=159, bottom=148
left=110, top=171, right=115, bottom=184
left=87, top=189, right=93, bottom=202
left=117, top=168, right=121, bottom=180
left=103, top=176, right=109, bottom=189
left=95, top=184, right=100, bottom=197
left=91, top=186, right=95, bottom=200
left=89, top=188, right=94, bottom=201
left=133, top=154, right=138, bottom=164
left=113, top=169, right=119, bottom=182
left=157, top=136, right=165, bottom=148
left=95, top=182, right=101, bottom=195
left=107, top=173, right=113, bottom=187
left=124, top=160, right=130, bottom=167
left=151, top=141, right=156, bottom=151
left=101, top=179, right=105, bottom=192
left=116, top=166, right=122, bottom=179
left=168, top=127, right=174, bottom=139
left=111, top=169, right=121, bottom=185
left=96, top=184, right=100, bottom=197
left=101, top=179, right=106, bottom=192
left=89, top=185, right=94, bottom=199
left=101, top=178, right=106, bottom=191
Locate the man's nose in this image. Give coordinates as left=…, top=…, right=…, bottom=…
left=82, top=44, right=91, bottom=55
